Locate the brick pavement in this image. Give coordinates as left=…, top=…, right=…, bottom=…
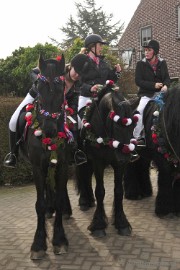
left=0, top=168, right=179, bottom=270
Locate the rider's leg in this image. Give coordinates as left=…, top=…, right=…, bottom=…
left=133, top=96, right=151, bottom=145
left=4, top=93, right=35, bottom=168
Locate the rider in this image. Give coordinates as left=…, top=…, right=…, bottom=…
left=133, top=39, right=171, bottom=145
left=3, top=54, right=91, bottom=168
left=78, top=33, right=122, bottom=114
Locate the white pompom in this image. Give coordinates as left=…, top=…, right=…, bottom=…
left=34, top=129, right=42, bottom=136
left=113, top=115, right=120, bottom=122
left=97, top=137, right=103, bottom=144
left=126, top=118, right=132, bottom=126
left=26, top=112, right=32, bottom=117
left=153, top=111, right=159, bottom=117
left=112, top=140, right=120, bottom=148
left=51, top=159, right=57, bottom=164
left=128, top=143, right=135, bottom=151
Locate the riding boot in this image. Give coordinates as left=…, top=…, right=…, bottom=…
left=3, top=130, right=18, bottom=168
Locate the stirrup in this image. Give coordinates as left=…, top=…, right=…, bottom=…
left=130, top=151, right=140, bottom=163
left=136, top=137, right=146, bottom=147
left=3, top=152, right=17, bottom=168
left=74, top=149, right=87, bottom=166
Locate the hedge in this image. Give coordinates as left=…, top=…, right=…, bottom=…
left=0, top=96, right=33, bottom=185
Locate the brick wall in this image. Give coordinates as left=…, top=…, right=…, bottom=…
left=118, top=0, right=180, bottom=79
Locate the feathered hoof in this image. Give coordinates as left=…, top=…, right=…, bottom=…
left=90, top=229, right=106, bottom=238
left=30, top=250, right=46, bottom=260
left=156, top=212, right=175, bottom=219
left=125, top=194, right=143, bottom=200
left=118, top=226, right=132, bottom=236
left=53, top=245, right=68, bottom=255
left=80, top=205, right=91, bottom=211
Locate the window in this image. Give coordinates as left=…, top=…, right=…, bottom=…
left=178, top=6, right=180, bottom=37
left=141, top=26, right=152, bottom=46
left=140, top=26, right=152, bottom=58
left=121, top=48, right=134, bottom=68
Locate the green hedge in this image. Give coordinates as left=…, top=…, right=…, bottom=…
left=0, top=96, right=33, bottom=185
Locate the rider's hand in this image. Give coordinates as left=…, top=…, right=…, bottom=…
left=115, top=64, right=122, bottom=72
left=161, top=85, right=168, bottom=92
left=155, top=82, right=163, bottom=89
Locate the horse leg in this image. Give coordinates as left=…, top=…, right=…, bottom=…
left=62, top=185, right=72, bottom=220
left=87, top=162, right=107, bottom=237
left=45, top=182, right=55, bottom=219
left=76, top=160, right=95, bottom=211
left=112, top=163, right=132, bottom=236
left=31, top=166, right=47, bottom=260
left=124, top=157, right=152, bottom=200
left=52, top=163, right=69, bottom=255
left=155, top=157, right=175, bottom=217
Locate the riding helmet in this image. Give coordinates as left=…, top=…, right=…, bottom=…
left=84, top=34, right=108, bottom=48
left=71, top=54, right=91, bottom=75
left=142, top=40, right=160, bottom=55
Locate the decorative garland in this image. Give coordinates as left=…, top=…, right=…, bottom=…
left=81, top=81, right=140, bottom=154
left=25, top=100, right=74, bottom=166
left=151, top=93, right=179, bottom=165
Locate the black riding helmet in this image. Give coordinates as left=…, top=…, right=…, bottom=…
left=84, top=34, right=108, bottom=48
left=70, top=54, right=91, bottom=76
left=142, top=40, right=160, bottom=55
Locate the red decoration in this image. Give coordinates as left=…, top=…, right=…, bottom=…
left=56, top=55, right=62, bottom=61
left=122, top=118, right=128, bottom=125
left=42, top=138, right=52, bottom=145
left=109, top=111, right=116, bottom=119
left=122, top=145, right=130, bottom=154
left=50, top=144, right=57, bottom=151
left=26, top=104, right=34, bottom=112
left=58, top=132, right=67, bottom=139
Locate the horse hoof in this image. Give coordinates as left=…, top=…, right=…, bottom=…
left=91, top=230, right=106, bottom=238
left=30, top=250, right=46, bottom=260
left=156, top=212, right=174, bottom=219
left=80, top=205, right=90, bottom=211
left=118, top=226, right=132, bottom=236
left=63, top=213, right=71, bottom=220
left=53, top=245, right=68, bottom=255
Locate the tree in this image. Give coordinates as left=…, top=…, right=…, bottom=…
left=51, top=0, right=124, bottom=49
left=0, top=43, right=61, bottom=96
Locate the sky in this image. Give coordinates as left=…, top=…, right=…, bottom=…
left=0, top=0, right=141, bottom=59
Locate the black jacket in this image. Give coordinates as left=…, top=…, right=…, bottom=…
left=80, top=57, right=120, bottom=97
left=135, top=57, right=171, bottom=97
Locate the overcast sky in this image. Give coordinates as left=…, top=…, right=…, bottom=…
left=1, top=0, right=141, bottom=59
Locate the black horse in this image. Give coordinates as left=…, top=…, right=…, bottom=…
left=76, top=83, right=139, bottom=237
left=18, top=55, right=73, bottom=259
left=124, top=84, right=180, bottom=217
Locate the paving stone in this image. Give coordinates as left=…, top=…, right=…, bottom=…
left=0, top=168, right=179, bottom=270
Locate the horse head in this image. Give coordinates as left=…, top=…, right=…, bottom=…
left=36, top=54, right=65, bottom=138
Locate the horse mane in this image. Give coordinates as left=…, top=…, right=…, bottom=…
left=163, top=84, right=180, bottom=156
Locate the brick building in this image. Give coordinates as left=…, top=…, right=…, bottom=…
left=118, top=0, right=180, bottom=82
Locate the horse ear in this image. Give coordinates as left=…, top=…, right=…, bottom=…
left=57, top=54, right=65, bottom=75
left=38, top=54, right=46, bottom=73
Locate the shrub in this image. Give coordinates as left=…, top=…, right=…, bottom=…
left=0, top=96, right=33, bottom=185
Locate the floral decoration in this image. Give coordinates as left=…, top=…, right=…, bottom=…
left=151, top=95, right=178, bottom=165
